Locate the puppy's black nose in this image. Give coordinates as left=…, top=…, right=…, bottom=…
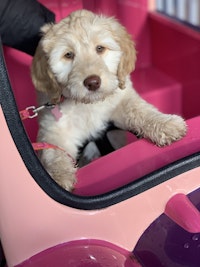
left=84, top=75, right=101, bottom=91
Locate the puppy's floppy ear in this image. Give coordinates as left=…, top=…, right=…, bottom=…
left=115, top=24, right=137, bottom=89
left=31, top=24, right=62, bottom=104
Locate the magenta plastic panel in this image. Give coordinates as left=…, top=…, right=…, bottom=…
left=15, top=240, right=141, bottom=267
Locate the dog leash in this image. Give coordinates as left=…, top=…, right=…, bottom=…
left=20, top=102, right=76, bottom=166
left=20, top=96, right=65, bottom=121
left=19, top=102, right=55, bottom=120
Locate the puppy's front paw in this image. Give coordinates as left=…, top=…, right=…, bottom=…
left=41, top=149, right=77, bottom=192
left=49, top=164, right=77, bottom=192
left=150, top=114, right=187, bottom=146
left=55, top=172, right=77, bottom=192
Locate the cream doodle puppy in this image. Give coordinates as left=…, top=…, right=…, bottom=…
left=31, top=9, right=187, bottom=191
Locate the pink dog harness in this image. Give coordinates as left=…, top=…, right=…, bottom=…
left=32, top=142, right=76, bottom=165
left=20, top=102, right=76, bottom=165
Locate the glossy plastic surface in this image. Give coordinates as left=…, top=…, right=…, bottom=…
left=149, top=12, right=200, bottom=119
left=165, top=193, right=200, bottom=233
left=1, top=1, right=200, bottom=267
left=134, top=188, right=200, bottom=267
left=16, top=240, right=141, bottom=267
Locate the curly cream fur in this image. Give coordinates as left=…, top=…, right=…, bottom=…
left=31, top=10, right=187, bottom=191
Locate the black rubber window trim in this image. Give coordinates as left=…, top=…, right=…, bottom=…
left=1, top=39, right=200, bottom=210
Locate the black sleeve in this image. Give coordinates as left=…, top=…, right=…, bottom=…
left=0, top=0, right=55, bottom=55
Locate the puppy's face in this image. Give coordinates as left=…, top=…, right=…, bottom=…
left=31, top=10, right=136, bottom=104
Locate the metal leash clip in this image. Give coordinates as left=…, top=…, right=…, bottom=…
left=25, top=103, right=55, bottom=119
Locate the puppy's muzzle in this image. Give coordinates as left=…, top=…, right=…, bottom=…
left=84, top=75, right=101, bottom=91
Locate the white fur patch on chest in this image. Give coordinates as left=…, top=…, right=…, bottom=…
left=38, top=92, right=122, bottom=157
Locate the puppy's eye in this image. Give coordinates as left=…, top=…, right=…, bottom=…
left=64, top=52, right=75, bottom=60
left=96, top=45, right=106, bottom=54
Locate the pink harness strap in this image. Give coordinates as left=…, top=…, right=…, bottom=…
left=20, top=100, right=75, bottom=164
left=32, top=142, right=76, bottom=166
left=32, top=142, right=63, bottom=151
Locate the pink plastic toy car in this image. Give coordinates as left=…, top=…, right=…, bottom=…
left=1, top=1, right=200, bottom=266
